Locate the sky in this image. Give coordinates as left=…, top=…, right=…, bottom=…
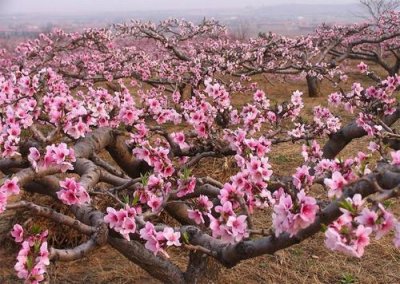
left=0, top=0, right=359, bottom=14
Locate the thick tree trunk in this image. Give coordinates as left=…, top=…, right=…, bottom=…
left=184, top=252, right=221, bottom=284
left=306, top=75, right=321, bottom=97
left=108, top=237, right=186, bottom=284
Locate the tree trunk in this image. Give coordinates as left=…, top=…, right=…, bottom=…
left=108, top=237, right=186, bottom=284
left=306, top=75, right=321, bottom=97
left=184, top=253, right=221, bottom=284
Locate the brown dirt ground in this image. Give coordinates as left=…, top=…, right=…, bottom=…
left=1, top=62, right=400, bottom=284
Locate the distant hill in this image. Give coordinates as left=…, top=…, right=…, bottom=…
left=0, top=3, right=368, bottom=38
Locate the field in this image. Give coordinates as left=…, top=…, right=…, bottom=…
left=1, top=61, right=400, bottom=284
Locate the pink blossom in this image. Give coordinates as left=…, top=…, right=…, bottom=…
left=57, top=177, right=90, bottom=205
left=391, top=150, right=400, bottom=165
left=1, top=177, right=20, bottom=195
left=177, top=177, right=196, bottom=198
left=121, top=217, right=137, bottom=241
left=354, top=225, right=372, bottom=255
left=11, top=224, right=24, bottom=243
left=292, top=165, right=314, bottom=190
left=215, top=201, right=234, bottom=218
left=301, top=140, right=323, bottom=163
left=355, top=208, right=378, bottom=227
left=104, top=206, right=137, bottom=241
left=28, top=147, right=41, bottom=169
left=375, top=204, right=395, bottom=240
left=37, top=242, right=50, bottom=266
left=163, top=227, right=181, bottom=247
left=272, top=192, right=293, bottom=236
left=226, top=215, right=248, bottom=242
left=41, top=143, right=75, bottom=172
left=367, top=142, right=380, bottom=152
left=188, top=209, right=205, bottom=224
left=139, top=222, right=169, bottom=256
left=325, top=225, right=372, bottom=258
left=294, top=190, right=319, bottom=230
left=171, top=132, right=189, bottom=150
left=273, top=190, right=318, bottom=236
left=197, top=195, right=213, bottom=212
left=139, top=222, right=156, bottom=241
left=324, top=171, right=348, bottom=198
left=147, top=195, right=163, bottom=212
left=357, top=61, right=368, bottom=73
left=208, top=214, right=223, bottom=238
left=104, top=207, right=120, bottom=229
left=219, top=182, right=242, bottom=205
left=13, top=229, right=49, bottom=283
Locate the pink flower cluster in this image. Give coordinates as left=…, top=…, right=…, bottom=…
left=143, top=89, right=181, bottom=125
left=0, top=177, right=20, bottom=213
left=325, top=194, right=374, bottom=257
left=313, top=106, right=341, bottom=134
left=355, top=204, right=395, bottom=240
left=320, top=153, right=369, bottom=198
left=328, top=75, right=399, bottom=128
left=0, top=73, right=38, bottom=158
left=243, top=155, right=273, bottom=187
left=288, top=123, right=306, bottom=138
left=176, top=176, right=196, bottom=197
left=133, top=174, right=171, bottom=212
left=301, top=140, right=323, bottom=163
left=238, top=104, right=264, bottom=133
left=132, top=141, right=174, bottom=177
left=224, top=129, right=271, bottom=158
left=11, top=225, right=49, bottom=284
left=171, top=131, right=189, bottom=151
left=129, top=123, right=149, bottom=144
left=56, top=177, right=90, bottom=205
left=356, top=113, right=383, bottom=136
left=288, top=90, right=304, bottom=119
left=208, top=201, right=249, bottom=243
left=357, top=61, right=368, bottom=74
left=204, top=78, right=231, bottom=110
left=118, top=91, right=143, bottom=125
left=1, top=123, right=22, bottom=158
left=272, top=189, right=319, bottom=236
left=183, top=96, right=216, bottom=138
left=292, top=165, right=314, bottom=191
left=391, top=150, right=400, bottom=165
left=188, top=195, right=213, bottom=224
left=324, top=171, right=348, bottom=199
left=104, top=206, right=137, bottom=241
left=28, top=143, right=76, bottom=173
left=139, top=222, right=181, bottom=257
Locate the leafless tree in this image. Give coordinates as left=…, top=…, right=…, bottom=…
left=360, top=0, right=400, bottom=20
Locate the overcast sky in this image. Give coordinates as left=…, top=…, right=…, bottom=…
left=0, top=0, right=359, bottom=14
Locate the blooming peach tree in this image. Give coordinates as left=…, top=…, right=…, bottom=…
left=317, top=9, right=400, bottom=81
left=232, top=8, right=400, bottom=96
left=1, top=19, right=400, bottom=284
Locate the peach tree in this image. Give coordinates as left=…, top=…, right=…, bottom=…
left=1, top=19, right=400, bottom=284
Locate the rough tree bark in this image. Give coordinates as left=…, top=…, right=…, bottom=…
left=323, top=108, right=400, bottom=159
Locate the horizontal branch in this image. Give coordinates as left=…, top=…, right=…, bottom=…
left=6, top=201, right=95, bottom=235
left=322, top=108, right=400, bottom=159
left=184, top=165, right=400, bottom=267
left=49, top=239, right=97, bottom=262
